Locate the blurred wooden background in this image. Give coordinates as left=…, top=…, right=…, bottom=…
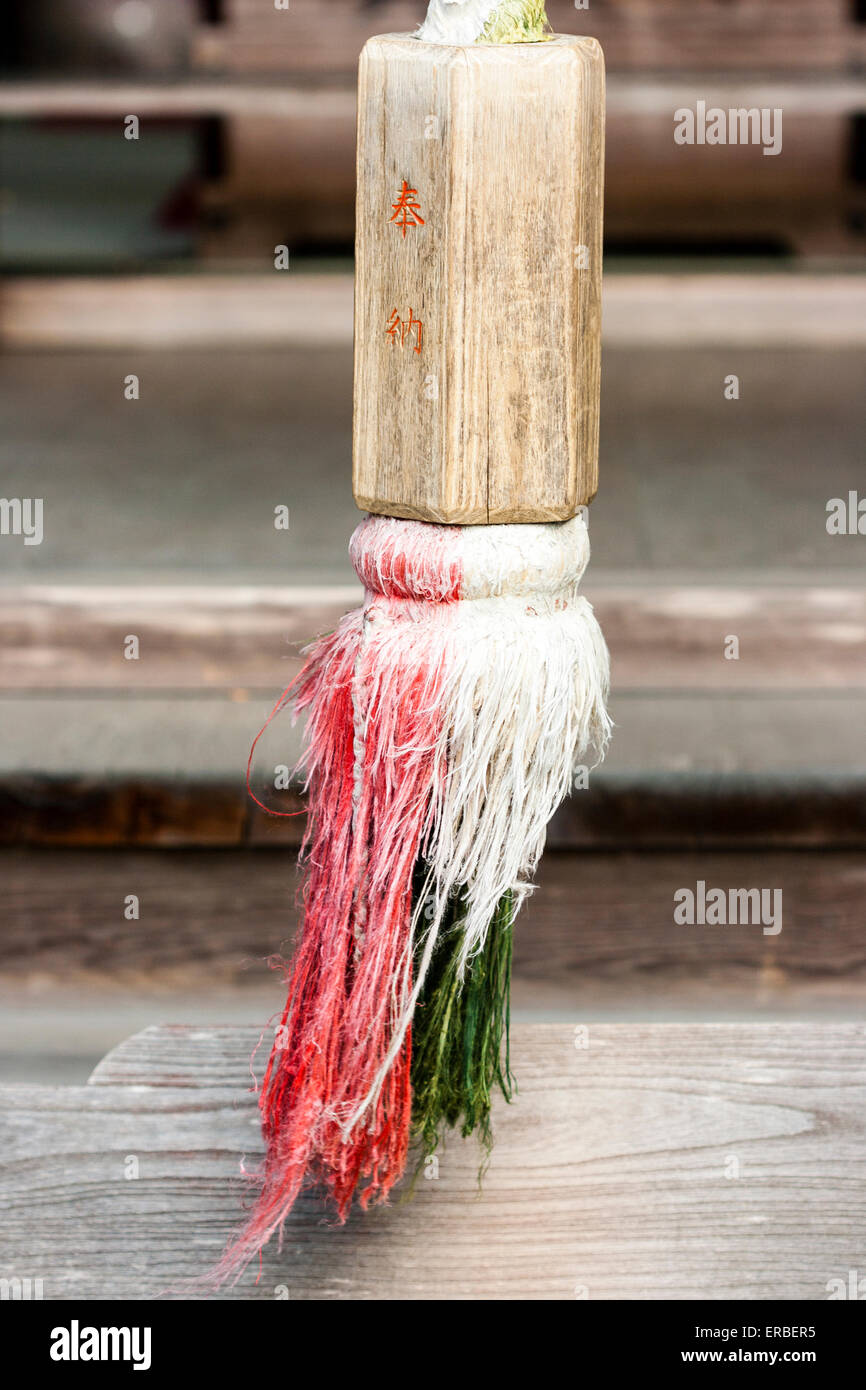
left=2, top=0, right=866, bottom=264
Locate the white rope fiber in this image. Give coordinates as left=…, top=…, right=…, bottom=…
left=344, top=513, right=610, bottom=1127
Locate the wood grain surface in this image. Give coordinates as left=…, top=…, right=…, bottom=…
left=4, top=585, right=864, bottom=692
left=353, top=35, right=604, bottom=523
left=1, top=849, right=864, bottom=1018
left=1, top=1021, right=864, bottom=1299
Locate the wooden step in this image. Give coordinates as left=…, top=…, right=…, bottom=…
left=1, top=848, right=864, bottom=1016
left=1, top=709, right=864, bottom=847
left=3, top=583, right=866, bottom=691
left=2, top=1021, right=863, bottom=1299
left=7, top=273, right=866, bottom=348
left=1, top=579, right=864, bottom=846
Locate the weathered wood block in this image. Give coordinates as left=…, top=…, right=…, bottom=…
left=353, top=34, right=605, bottom=524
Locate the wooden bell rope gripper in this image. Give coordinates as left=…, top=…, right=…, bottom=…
left=216, top=0, right=610, bottom=1285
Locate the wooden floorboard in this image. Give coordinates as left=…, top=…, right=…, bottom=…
left=2, top=584, right=865, bottom=692
left=5, top=274, right=866, bottom=348
left=1, top=849, right=864, bottom=1018
left=1, top=1022, right=863, bottom=1300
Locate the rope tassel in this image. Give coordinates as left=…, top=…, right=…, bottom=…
left=216, top=513, right=609, bottom=1281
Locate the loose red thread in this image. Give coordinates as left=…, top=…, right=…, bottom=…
left=214, top=602, right=451, bottom=1284
left=245, top=679, right=306, bottom=819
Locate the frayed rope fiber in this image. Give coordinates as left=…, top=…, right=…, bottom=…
left=418, top=0, right=551, bottom=46
left=213, top=512, right=609, bottom=1284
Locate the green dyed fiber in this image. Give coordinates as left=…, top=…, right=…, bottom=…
left=479, top=0, right=551, bottom=44
left=411, top=887, right=515, bottom=1162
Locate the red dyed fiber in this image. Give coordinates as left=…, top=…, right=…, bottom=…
left=215, top=563, right=457, bottom=1282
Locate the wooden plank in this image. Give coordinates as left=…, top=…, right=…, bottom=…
left=2, top=766, right=865, bottom=850
left=600, top=275, right=866, bottom=346
left=353, top=35, right=604, bottom=524
left=0, top=585, right=357, bottom=691
left=2, top=585, right=864, bottom=692
left=596, top=586, right=866, bottom=692
left=3, top=76, right=864, bottom=119
left=1, top=1021, right=864, bottom=1298
left=0, top=81, right=358, bottom=119
left=2, top=849, right=865, bottom=1014
left=6, top=273, right=866, bottom=349
left=0, top=777, right=261, bottom=850
left=0, top=276, right=356, bottom=349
